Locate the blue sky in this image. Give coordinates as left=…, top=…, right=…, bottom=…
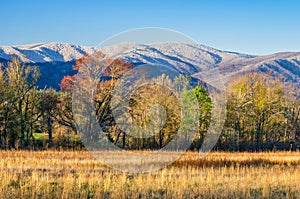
left=1, top=0, right=299, bottom=55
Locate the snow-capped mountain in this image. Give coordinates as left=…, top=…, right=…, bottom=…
left=101, top=42, right=256, bottom=74
left=0, top=42, right=299, bottom=89
left=100, top=42, right=300, bottom=84
left=0, top=42, right=95, bottom=63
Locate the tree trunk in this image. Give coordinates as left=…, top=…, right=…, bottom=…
left=122, top=132, right=126, bottom=149
left=47, top=111, right=53, bottom=146
left=19, top=100, right=25, bottom=148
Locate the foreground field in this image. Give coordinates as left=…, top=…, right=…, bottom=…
left=0, top=151, right=299, bottom=198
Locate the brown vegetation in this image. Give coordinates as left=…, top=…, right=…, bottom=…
left=0, top=150, right=299, bottom=198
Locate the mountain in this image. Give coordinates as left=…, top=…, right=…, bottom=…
left=101, top=43, right=300, bottom=86
left=0, top=43, right=95, bottom=63
left=0, top=43, right=96, bottom=89
left=0, top=42, right=299, bottom=90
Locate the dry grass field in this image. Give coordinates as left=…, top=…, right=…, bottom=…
left=0, top=150, right=299, bottom=198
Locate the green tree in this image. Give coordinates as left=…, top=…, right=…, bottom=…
left=38, top=89, right=60, bottom=145
left=192, top=86, right=212, bottom=149
left=0, top=58, right=40, bottom=148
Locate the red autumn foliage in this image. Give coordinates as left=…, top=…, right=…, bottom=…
left=103, top=59, right=134, bottom=78
left=60, top=75, right=77, bottom=92
left=73, top=56, right=88, bottom=71
left=60, top=53, right=134, bottom=92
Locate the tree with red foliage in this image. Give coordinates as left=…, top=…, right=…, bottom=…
left=60, top=52, right=133, bottom=92
left=59, top=52, right=134, bottom=145
left=60, top=74, right=77, bottom=92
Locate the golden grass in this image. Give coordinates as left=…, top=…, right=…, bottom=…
left=0, top=150, right=299, bottom=198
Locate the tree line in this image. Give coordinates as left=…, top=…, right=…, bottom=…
left=0, top=56, right=299, bottom=151
left=221, top=73, right=300, bottom=151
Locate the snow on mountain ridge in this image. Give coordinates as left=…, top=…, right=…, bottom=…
left=0, top=42, right=299, bottom=85
left=0, top=42, right=252, bottom=67
left=100, top=42, right=255, bottom=74
left=0, top=42, right=96, bottom=63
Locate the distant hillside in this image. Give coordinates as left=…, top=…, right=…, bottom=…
left=0, top=42, right=299, bottom=90
left=0, top=43, right=95, bottom=63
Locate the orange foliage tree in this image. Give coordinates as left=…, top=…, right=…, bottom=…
left=60, top=53, right=134, bottom=92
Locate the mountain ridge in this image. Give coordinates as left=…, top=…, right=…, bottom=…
left=0, top=42, right=299, bottom=89
left=0, top=42, right=96, bottom=63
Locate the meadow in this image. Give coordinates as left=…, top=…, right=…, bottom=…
left=0, top=150, right=299, bottom=198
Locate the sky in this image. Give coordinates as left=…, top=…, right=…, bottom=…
left=1, top=0, right=299, bottom=55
